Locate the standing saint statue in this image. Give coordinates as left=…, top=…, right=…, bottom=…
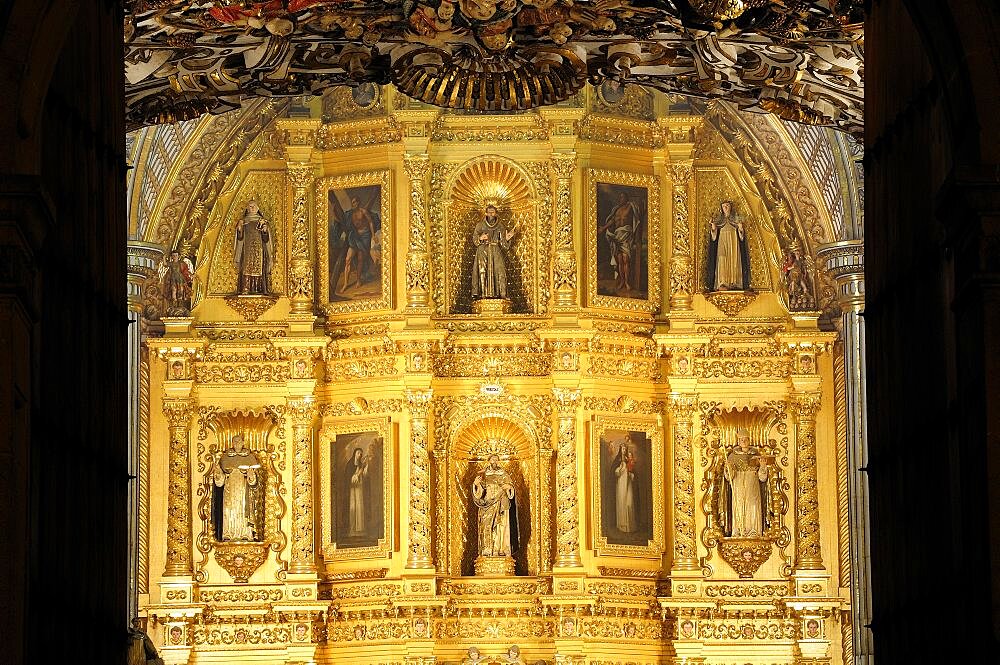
left=706, top=200, right=751, bottom=291
left=210, top=434, right=262, bottom=541
left=233, top=200, right=274, bottom=295
left=471, top=204, right=517, bottom=301
left=472, top=454, right=519, bottom=566
left=720, top=429, right=770, bottom=538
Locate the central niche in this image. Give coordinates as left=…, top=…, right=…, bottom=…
left=451, top=416, right=536, bottom=577
left=443, top=157, right=541, bottom=315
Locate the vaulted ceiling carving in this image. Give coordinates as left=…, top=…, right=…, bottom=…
left=125, top=1, right=863, bottom=133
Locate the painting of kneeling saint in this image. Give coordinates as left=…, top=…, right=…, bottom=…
left=595, top=182, right=649, bottom=300
left=599, top=429, right=653, bottom=546
left=328, top=184, right=383, bottom=302
left=331, top=431, right=384, bottom=549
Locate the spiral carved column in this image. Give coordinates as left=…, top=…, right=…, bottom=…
left=667, top=162, right=694, bottom=311
left=668, top=394, right=700, bottom=571
left=552, top=387, right=582, bottom=568
left=162, top=398, right=194, bottom=577
left=551, top=153, right=578, bottom=308
left=287, top=165, right=316, bottom=315
left=403, top=154, right=431, bottom=311
left=406, top=389, right=435, bottom=569
left=792, top=392, right=825, bottom=570
left=287, top=397, right=317, bottom=574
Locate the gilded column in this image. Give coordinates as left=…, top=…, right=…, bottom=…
left=668, top=394, right=699, bottom=570
left=666, top=162, right=694, bottom=311
left=403, top=154, right=431, bottom=310
left=552, top=388, right=582, bottom=568
left=551, top=153, right=578, bottom=308
left=287, top=165, right=316, bottom=314
left=162, top=398, right=194, bottom=577
left=287, top=397, right=317, bottom=574
left=792, top=392, right=825, bottom=570
left=406, top=389, right=434, bottom=569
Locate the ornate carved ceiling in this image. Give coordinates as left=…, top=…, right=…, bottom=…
left=124, top=1, right=863, bottom=133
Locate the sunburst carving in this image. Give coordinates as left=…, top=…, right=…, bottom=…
left=449, top=159, right=534, bottom=216
left=455, top=416, right=532, bottom=460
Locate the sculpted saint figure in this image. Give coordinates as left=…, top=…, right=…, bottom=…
left=233, top=200, right=274, bottom=295
left=210, top=434, right=261, bottom=541
left=472, top=454, right=519, bottom=558
left=721, top=429, right=769, bottom=538
left=471, top=204, right=517, bottom=301
left=706, top=200, right=751, bottom=291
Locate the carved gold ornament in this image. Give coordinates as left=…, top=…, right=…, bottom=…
left=125, top=2, right=863, bottom=133
left=214, top=542, right=270, bottom=583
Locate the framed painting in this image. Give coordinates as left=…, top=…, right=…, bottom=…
left=316, top=170, right=392, bottom=315
left=587, top=170, right=660, bottom=312
left=591, top=416, right=664, bottom=558
left=320, top=419, right=393, bottom=560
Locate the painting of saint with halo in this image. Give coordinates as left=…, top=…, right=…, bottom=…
left=598, top=429, right=653, bottom=546
left=595, top=182, right=649, bottom=300
left=328, top=184, right=383, bottom=302
left=330, top=431, right=384, bottom=549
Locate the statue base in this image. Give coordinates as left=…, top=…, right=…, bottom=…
left=474, top=555, right=516, bottom=577
left=472, top=298, right=511, bottom=315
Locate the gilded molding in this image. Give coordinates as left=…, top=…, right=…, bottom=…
left=139, top=352, right=151, bottom=593
left=791, top=392, right=824, bottom=570
left=667, top=162, right=694, bottom=310
left=551, top=153, right=578, bottom=308
left=668, top=394, right=699, bottom=570
left=163, top=398, right=194, bottom=577
left=552, top=388, right=582, bottom=568
left=287, top=164, right=316, bottom=314
left=288, top=397, right=318, bottom=574
left=405, top=389, right=434, bottom=569
left=403, top=154, right=431, bottom=310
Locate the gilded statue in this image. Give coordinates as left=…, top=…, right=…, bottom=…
left=461, top=646, right=487, bottom=665
left=706, top=200, right=750, bottom=292
left=210, top=434, right=263, bottom=542
left=233, top=200, right=274, bottom=295
left=472, top=454, right=519, bottom=560
left=471, top=204, right=517, bottom=302
left=721, top=429, right=771, bottom=538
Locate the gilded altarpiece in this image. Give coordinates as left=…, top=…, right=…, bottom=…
left=137, top=88, right=853, bottom=665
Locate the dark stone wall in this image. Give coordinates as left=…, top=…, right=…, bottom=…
left=0, top=2, right=128, bottom=663
left=866, top=0, right=1000, bottom=660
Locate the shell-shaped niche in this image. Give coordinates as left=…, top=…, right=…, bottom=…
left=449, top=159, right=534, bottom=216
left=454, top=415, right=534, bottom=461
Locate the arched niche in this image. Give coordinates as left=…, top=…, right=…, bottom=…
left=435, top=155, right=552, bottom=316
left=433, top=395, right=554, bottom=578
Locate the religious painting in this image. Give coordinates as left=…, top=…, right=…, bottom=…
left=588, top=170, right=660, bottom=312
left=591, top=416, right=664, bottom=558
left=317, top=170, right=392, bottom=315
left=320, top=419, right=393, bottom=560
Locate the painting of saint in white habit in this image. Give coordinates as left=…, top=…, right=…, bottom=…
left=599, top=430, right=653, bottom=546
left=331, top=431, right=384, bottom=548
